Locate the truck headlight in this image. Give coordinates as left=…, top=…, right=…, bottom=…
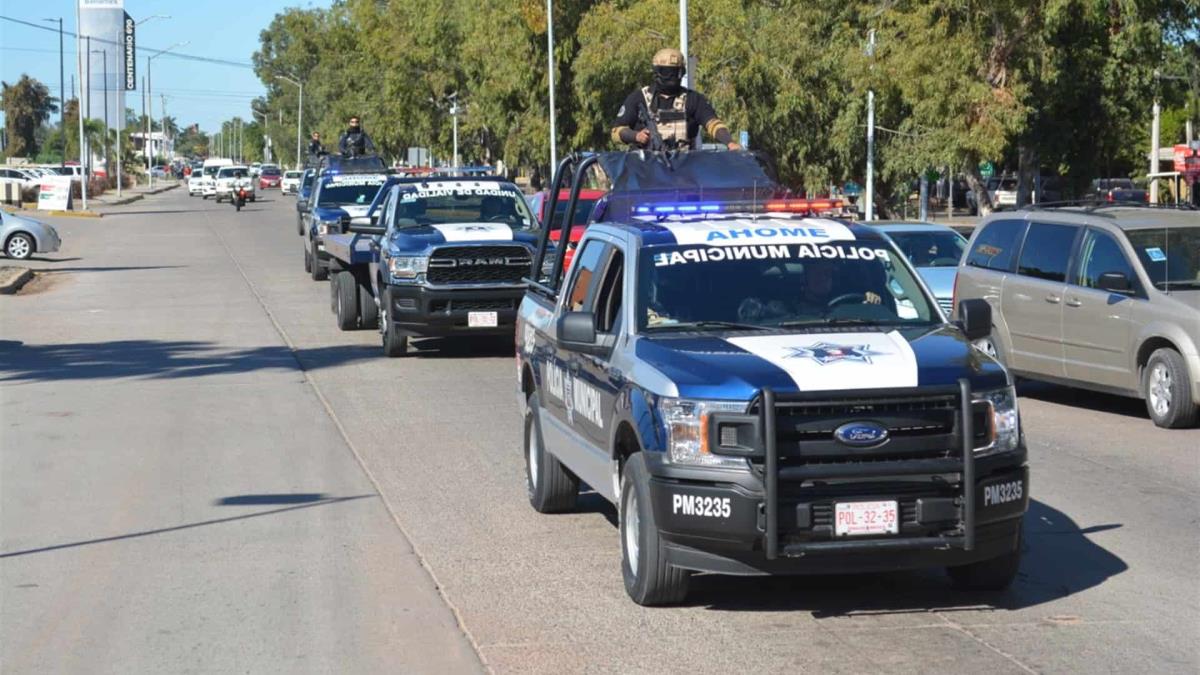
left=658, top=398, right=750, bottom=470
left=317, top=220, right=338, bottom=236
left=975, top=386, right=1020, bottom=453
left=389, top=255, right=428, bottom=279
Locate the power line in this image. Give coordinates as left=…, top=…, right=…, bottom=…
left=0, top=14, right=255, bottom=69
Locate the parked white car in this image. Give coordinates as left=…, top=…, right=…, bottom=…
left=214, top=166, right=256, bottom=203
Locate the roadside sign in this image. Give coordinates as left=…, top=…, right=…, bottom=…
left=37, top=177, right=73, bottom=211
left=843, top=181, right=862, bottom=196
left=979, top=162, right=995, bottom=179
left=1173, top=144, right=1200, bottom=184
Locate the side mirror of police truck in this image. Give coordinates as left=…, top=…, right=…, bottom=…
left=957, top=298, right=992, bottom=342
left=558, top=311, right=600, bottom=352
left=295, top=200, right=308, bottom=212
left=347, top=223, right=386, bottom=236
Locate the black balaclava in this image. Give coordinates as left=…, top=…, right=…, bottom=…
left=653, top=65, right=684, bottom=96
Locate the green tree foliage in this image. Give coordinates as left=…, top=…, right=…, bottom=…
left=250, top=0, right=1197, bottom=210
left=2, top=74, right=58, bottom=159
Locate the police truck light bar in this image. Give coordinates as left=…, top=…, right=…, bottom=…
left=634, top=198, right=843, bottom=217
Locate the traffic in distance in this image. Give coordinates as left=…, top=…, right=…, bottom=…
left=173, top=135, right=1197, bottom=606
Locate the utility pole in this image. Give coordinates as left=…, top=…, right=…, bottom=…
left=546, top=0, right=557, bottom=172
left=449, top=93, right=460, bottom=169
left=160, top=94, right=168, bottom=162
left=865, top=29, right=877, bottom=222
left=147, top=42, right=188, bottom=187
left=75, top=0, right=87, bottom=210
left=1151, top=98, right=1161, bottom=205
left=679, top=0, right=689, bottom=88
left=43, top=18, right=65, bottom=169
left=85, top=36, right=92, bottom=174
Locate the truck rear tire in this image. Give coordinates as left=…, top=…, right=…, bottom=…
left=334, top=271, right=359, bottom=330
left=380, top=289, right=409, bottom=357
left=524, top=394, right=579, bottom=513
left=620, top=453, right=690, bottom=606
left=947, top=522, right=1022, bottom=591
left=309, top=242, right=327, bottom=281
left=357, top=274, right=379, bottom=330
left=304, top=247, right=312, bottom=273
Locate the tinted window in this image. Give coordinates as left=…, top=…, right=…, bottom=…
left=594, top=251, right=624, bottom=334
left=1017, top=222, right=1077, bottom=283
left=393, top=183, right=535, bottom=229
left=1075, top=229, right=1136, bottom=290
left=885, top=230, right=965, bottom=267
left=966, top=219, right=1025, bottom=271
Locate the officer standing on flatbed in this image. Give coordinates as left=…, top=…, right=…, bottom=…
left=611, top=48, right=742, bottom=152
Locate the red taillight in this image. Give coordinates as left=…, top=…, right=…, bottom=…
left=1107, top=191, right=1114, bottom=202
left=764, top=198, right=843, bottom=213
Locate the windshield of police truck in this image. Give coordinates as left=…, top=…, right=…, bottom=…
left=392, top=182, right=536, bottom=230
left=885, top=230, right=966, bottom=268
left=317, top=175, right=388, bottom=207
left=637, top=239, right=937, bottom=331
left=1125, top=226, right=1200, bottom=290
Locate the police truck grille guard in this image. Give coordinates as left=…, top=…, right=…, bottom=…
left=426, top=245, right=532, bottom=285
left=718, top=381, right=981, bottom=559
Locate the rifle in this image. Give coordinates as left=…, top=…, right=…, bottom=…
left=637, top=96, right=666, bottom=153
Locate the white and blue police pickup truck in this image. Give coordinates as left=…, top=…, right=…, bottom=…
left=302, top=170, right=390, bottom=281
left=515, top=153, right=1029, bottom=606
left=337, top=176, right=541, bottom=356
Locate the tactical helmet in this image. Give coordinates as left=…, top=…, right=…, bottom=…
left=652, top=48, right=686, bottom=70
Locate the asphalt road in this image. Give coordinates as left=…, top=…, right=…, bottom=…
left=2, top=189, right=1198, bottom=673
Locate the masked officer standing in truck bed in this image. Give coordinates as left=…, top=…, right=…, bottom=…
left=611, top=48, right=742, bottom=152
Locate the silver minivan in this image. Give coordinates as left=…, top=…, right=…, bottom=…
left=954, top=206, right=1200, bottom=428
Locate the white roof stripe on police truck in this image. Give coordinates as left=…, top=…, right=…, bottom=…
left=725, top=331, right=919, bottom=391
left=657, top=217, right=855, bottom=247
left=431, top=222, right=516, bottom=242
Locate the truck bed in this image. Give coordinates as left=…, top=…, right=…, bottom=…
left=323, top=233, right=377, bottom=266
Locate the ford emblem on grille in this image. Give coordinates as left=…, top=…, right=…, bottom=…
left=833, top=421, right=890, bottom=447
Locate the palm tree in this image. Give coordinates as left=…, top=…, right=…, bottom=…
left=1, top=74, right=57, bottom=159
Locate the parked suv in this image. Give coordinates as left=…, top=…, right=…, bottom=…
left=955, top=205, right=1200, bottom=428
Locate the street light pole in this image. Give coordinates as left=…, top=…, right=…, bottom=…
left=546, top=0, right=557, bottom=172
left=85, top=36, right=91, bottom=174
left=275, top=75, right=303, bottom=169
left=130, top=15, right=169, bottom=196
left=147, top=41, right=188, bottom=187
left=450, top=94, right=460, bottom=169
left=865, top=29, right=877, bottom=222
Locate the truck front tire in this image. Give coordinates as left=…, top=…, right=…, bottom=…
left=380, top=289, right=409, bottom=357
left=620, top=453, right=690, bottom=606
left=309, top=242, right=327, bottom=281
left=524, top=394, right=579, bottom=513
left=947, top=522, right=1022, bottom=591
left=334, top=271, right=359, bottom=330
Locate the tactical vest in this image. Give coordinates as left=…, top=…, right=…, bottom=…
left=641, top=86, right=690, bottom=150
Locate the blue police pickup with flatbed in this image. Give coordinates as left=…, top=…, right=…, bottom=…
left=300, top=156, right=389, bottom=281
left=515, top=151, right=1029, bottom=606
left=327, top=175, right=540, bottom=355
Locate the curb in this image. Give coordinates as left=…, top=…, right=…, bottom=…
left=0, top=267, right=33, bottom=295
left=48, top=209, right=102, bottom=218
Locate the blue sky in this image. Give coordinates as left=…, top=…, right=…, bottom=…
left=1, top=0, right=329, bottom=133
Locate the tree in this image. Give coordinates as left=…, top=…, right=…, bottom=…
left=1, top=74, right=57, bottom=159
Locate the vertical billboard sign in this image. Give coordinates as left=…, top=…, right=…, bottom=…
left=123, top=12, right=136, bottom=90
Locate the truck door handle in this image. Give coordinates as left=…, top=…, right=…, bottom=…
left=1065, top=298, right=1082, bottom=307
left=1045, top=294, right=1061, bottom=304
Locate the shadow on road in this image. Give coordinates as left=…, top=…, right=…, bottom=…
left=1017, top=380, right=1149, bottom=420
left=33, top=265, right=184, bottom=275
left=409, top=336, right=514, bottom=359
left=673, top=500, right=1126, bottom=614
left=0, top=494, right=375, bottom=559
left=0, top=339, right=379, bottom=382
